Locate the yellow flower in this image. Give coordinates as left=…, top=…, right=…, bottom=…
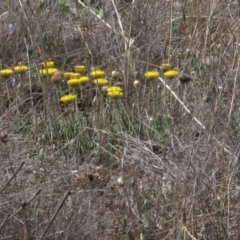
left=63, top=72, right=74, bottom=80
left=107, top=90, right=123, bottom=98
left=79, top=76, right=89, bottom=84
left=13, top=65, right=29, bottom=73
left=160, top=63, right=171, bottom=72
left=90, top=70, right=105, bottom=78
left=0, top=69, right=14, bottom=77
left=42, top=61, right=54, bottom=68
left=107, top=86, right=123, bottom=98
left=67, top=76, right=89, bottom=86
left=60, top=94, right=77, bottom=104
left=70, top=72, right=81, bottom=79
left=93, top=78, right=108, bottom=86
left=107, top=86, right=123, bottom=92
left=164, top=70, right=179, bottom=79
left=67, top=79, right=82, bottom=88
left=144, top=70, right=159, bottom=79
left=74, top=65, right=86, bottom=73
left=39, top=68, right=58, bottom=76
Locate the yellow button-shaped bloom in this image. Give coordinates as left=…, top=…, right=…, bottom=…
left=67, top=79, right=82, bottom=88
left=42, top=61, right=54, bottom=68
left=70, top=72, right=81, bottom=79
left=144, top=70, right=159, bottom=79
left=107, top=86, right=123, bottom=98
left=107, top=86, right=123, bottom=92
left=74, top=65, right=86, bottom=73
left=164, top=70, right=179, bottom=79
left=93, top=78, right=108, bottom=86
left=90, top=70, right=105, bottom=78
left=13, top=65, right=29, bottom=73
left=107, top=90, right=123, bottom=98
left=60, top=94, right=77, bottom=104
left=0, top=69, right=14, bottom=77
left=63, top=72, right=74, bottom=80
left=39, top=68, right=58, bottom=76
left=79, top=76, right=89, bottom=84
left=160, top=63, right=171, bottom=72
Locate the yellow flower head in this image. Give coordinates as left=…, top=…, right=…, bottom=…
left=107, top=86, right=123, bottom=98
left=107, top=86, right=123, bottom=92
left=93, top=78, right=108, bottom=86
left=164, top=70, right=179, bottom=79
left=63, top=72, right=74, bottom=80
left=90, top=70, right=105, bottom=79
left=39, top=68, right=58, bottom=76
left=13, top=65, right=29, bottom=73
left=144, top=70, right=159, bottom=79
left=160, top=63, right=171, bottom=72
left=107, top=90, right=123, bottom=98
left=67, top=79, right=82, bottom=88
left=60, top=94, right=77, bottom=104
left=74, top=65, right=86, bottom=73
left=79, top=76, right=89, bottom=84
left=70, top=72, right=81, bottom=79
left=0, top=69, right=14, bottom=77
left=42, top=61, right=54, bottom=68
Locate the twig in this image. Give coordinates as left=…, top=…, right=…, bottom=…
left=77, top=25, right=91, bottom=55
left=0, top=214, right=10, bottom=232
left=40, top=191, right=71, bottom=240
left=182, top=226, right=197, bottom=240
left=0, top=161, right=25, bottom=194
left=6, top=189, right=42, bottom=221
left=0, top=11, right=8, bottom=19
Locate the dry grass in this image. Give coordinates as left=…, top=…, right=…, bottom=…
left=1, top=0, right=240, bottom=239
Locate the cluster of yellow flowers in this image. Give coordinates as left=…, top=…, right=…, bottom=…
left=0, top=60, right=181, bottom=105
left=39, top=61, right=59, bottom=79
left=37, top=61, right=124, bottom=104
left=0, top=65, right=29, bottom=77
left=144, top=63, right=179, bottom=81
